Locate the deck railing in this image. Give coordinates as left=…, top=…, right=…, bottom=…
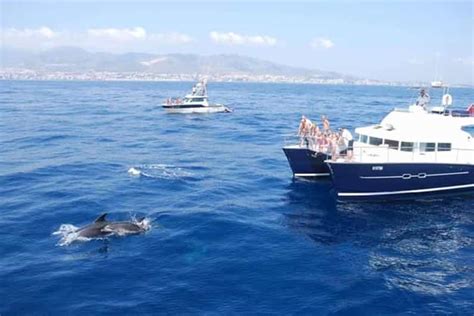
left=283, top=134, right=353, bottom=157
left=393, top=107, right=473, bottom=118
left=282, top=134, right=304, bottom=146
left=283, top=135, right=473, bottom=164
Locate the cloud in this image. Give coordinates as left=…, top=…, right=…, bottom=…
left=1, top=26, right=194, bottom=51
left=149, top=32, right=194, bottom=44
left=3, top=26, right=58, bottom=40
left=87, top=27, right=147, bottom=40
left=209, top=31, right=277, bottom=46
left=310, top=37, right=334, bottom=49
left=453, top=57, right=474, bottom=66
left=86, top=28, right=193, bottom=44
left=1, top=27, right=62, bottom=50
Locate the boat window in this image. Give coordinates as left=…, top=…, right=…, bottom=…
left=384, top=139, right=399, bottom=149
left=360, top=134, right=368, bottom=143
left=369, top=136, right=383, bottom=146
left=192, top=98, right=205, bottom=102
left=437, top=143, right=451, bottom=152
left=420, top=142, right=436, bottom=152
left=400, top=142, right=414, bottom=152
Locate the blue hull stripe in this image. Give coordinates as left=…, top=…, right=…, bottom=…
left=360, top=171, right=469, bottom=180
left=338, top=183, right=474, bottom=197
left=294, top=173, right=330, bottom=177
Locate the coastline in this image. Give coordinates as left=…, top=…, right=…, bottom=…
left=1, top=72, right=472, bottom=88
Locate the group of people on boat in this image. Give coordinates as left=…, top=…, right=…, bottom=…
left=298, top=115, right=353, bottom=159
left=165, top=97, right=183, bottom=105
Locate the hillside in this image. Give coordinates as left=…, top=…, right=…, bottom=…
left=1, top=47, right=353, bottom=80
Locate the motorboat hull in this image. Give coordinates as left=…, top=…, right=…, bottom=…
left=282, top=146, right=331, bottom=177
left=162, top=104, right=231, bottom=114
left=327, top=161, right=474, bottom=199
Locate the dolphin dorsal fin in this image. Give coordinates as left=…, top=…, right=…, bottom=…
left=94, top=213, right=108, bottom=223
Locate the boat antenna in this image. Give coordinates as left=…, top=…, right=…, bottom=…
left=434, top=53, right=440, bottom=80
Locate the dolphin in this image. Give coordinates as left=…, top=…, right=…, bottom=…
left=75, top=213, right=112, bottom=238
left=101, top=217, right=150, bottom=236
left=55, top=213, right=150, bottom=246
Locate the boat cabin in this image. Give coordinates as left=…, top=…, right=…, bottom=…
left=182, top=94, right=209, bottom=107
left=352, top=108, right=473, bottom=163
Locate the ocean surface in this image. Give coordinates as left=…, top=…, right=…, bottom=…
left=1, top=80, right=473, bottom=314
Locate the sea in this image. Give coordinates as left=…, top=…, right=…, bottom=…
left=1, top=80, right=473, bottom=314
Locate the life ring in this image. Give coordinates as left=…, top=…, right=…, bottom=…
left=442, top=93, right=453, bottom=106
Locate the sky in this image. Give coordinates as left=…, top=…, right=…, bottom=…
left=1, top=0, right=473, bottom=84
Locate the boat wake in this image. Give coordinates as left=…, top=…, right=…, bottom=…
left=127, top=164, right=193, bottom=179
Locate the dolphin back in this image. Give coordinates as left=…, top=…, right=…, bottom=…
left=102, top=222, right=140, bottom=235
left=102, top=217, right=150, bottom=235
left=94, top=213, right=108, bottom=223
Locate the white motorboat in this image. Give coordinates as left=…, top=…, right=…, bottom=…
left=162, top=80, right=231, bottom=114
left=431, top=80, right=444, bottom=88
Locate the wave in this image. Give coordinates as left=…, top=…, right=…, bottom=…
left=127, top=164, right=194, bottom=179
left=52, top=224, right=97, bottom=246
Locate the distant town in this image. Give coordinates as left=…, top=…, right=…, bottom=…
left=0, top=68, right=427, bottom=87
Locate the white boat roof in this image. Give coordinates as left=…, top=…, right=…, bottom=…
left=355, top=107, right=474, bottom=143
left=185, top=94, right=208, bottom=99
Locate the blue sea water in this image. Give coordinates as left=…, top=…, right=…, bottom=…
left=1, top=80, right=473, bottom=314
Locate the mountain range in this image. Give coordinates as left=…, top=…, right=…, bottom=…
left=1, top=46, right=355, bottom=80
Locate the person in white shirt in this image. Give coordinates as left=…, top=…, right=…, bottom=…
left=341, top=128, right=353, bottom=146
left=416, top=89, right=430, bottom=108
left=339, top=128, right=354, bottom=159
left=298, top=115, right=312, bottom=147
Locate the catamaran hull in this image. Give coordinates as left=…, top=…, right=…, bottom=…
left=162, top=105, right=230, bottom=114
left=327, top=162, right=474, bottom=199
left=282, top=146, right=331, bottom=177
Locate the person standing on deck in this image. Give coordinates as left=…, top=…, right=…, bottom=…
left=298, top=115, right=312, bottom=147
left=340, top=128, right=354, bottom=159
left=416, top=89, right=430, bottom=108
left=322, top=115, right=330, bottom=132
left=309, top=123, right=319, bottom=150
